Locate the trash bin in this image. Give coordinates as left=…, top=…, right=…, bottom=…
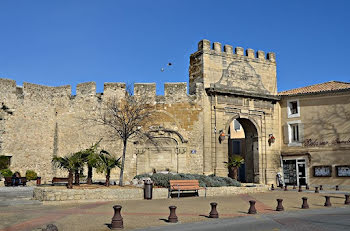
left=143, top=180, right=153, bottom=200
left=36, top=177, right=41, bottom=186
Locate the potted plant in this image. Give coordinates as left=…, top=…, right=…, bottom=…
left=224, top=155, right=244, bottom=180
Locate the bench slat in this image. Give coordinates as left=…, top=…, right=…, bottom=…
left=170, top=180, right=198, bottom=183
left=171, top=183, right=199, bottom=186
left=171, top=186, right=200, bottom=190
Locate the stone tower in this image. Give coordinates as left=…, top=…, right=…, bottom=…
left=189, top=39, right=281, bottom=184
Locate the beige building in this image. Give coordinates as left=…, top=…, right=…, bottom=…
left=0, top=39, right=349, bottom=186
left=279, top=81, right=350, bottom=186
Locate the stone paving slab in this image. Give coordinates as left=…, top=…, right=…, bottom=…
left=0, top=190, right=349, bottom=231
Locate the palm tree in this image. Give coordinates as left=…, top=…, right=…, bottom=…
left=71, top=151, right=85, bottom=185
left=79, top=139, right=102, bottom=184
left=224, top=155, right=244, bottom=180
left=96, top=150, right=121, bottom=186
left=52, top=153, right=83, bottom=189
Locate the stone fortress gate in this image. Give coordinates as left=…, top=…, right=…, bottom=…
left=190, top=40, right=281, bottom=184
left=0, top=40, right=281, bottom=184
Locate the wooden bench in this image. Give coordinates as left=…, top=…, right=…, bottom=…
left=52, top=177, right=69, bottom=185
left=168, top=180, right=206, bottom=198
left=4, top=177, right=27, bottom=186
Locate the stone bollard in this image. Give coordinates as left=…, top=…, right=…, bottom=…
left=293, top=185, right=296, bottom=189
left=284, top=185, right=288, bottom=191
left=36, top=177, right=41, bottom=186
left=306, top=184, right=309, bottom=190
left=271, top=184, right=274, bottom=190
left=248, top=200, right=257, bottom=214
left=209, top=202, right=219, bottom=218
left=301, top=197, right=309, bottom=209
left=345, top=194, right=350, bottom=205
left=276, top=199, right=284, bottom=211
left=168, top=206, right=178, bottom=223
left=298, top=185, right=302, bottom=192
left=111, top=205, right=123, bottom=230
left=324, top=196, right=332, bottom=207
left=336, top=185, right=339, bottom=191
left=42, top=224, right=58, bottom=231
left=315, top=187, right=319, bottom=193
left=320, top=185, right=323, bottom=191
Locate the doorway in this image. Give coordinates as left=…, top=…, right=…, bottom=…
left=227, top=118, right=259, bottom=183
left=282, top=158, right=307, bottom=186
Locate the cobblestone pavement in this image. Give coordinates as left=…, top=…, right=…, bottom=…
left=0, top=189, right=349, bottom=231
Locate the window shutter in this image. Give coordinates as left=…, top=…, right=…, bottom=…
left=283, top=124, right=289, bottom=144
left=298, top=123, right=304, bottom=143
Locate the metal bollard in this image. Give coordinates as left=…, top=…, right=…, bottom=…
left=336, top=185, right=339, bottom=191
left=315, top=187, right=319, bottom=193
left=276, top=199, right=284, bottom=211
left=306, top=184, right=309, bottom=190
left=301, top=197, right=309, bottom=209
left=324, top=196, right=332, bottom=207
left=209, top=202, right=219, bottom=218
left=284, top=185, right=288, bottom=191
left=168, top=206, right=178, bottom=223
left=111, top=205, right=123, bottom=230
left=345, top=194, right=350, bottom=205
left=298, top=185, right=302, bottom=192
left=271, top=184, right=274, bottom=190
left=248, top=200, right=257, bottom=214
left=320, top=185, right=323, bottom=191
left=293, top=185, right=296, bottom=189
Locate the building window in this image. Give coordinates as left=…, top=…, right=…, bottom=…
left=290, top=124, right=299, bottom=142
left=287, top=99, right=300, bottom=118
left=286, top=120, right=303, bottom=146
left=234, top=120, right=241, bottom=131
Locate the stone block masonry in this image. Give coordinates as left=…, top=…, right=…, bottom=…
left=0, top=78, right=204, bottom=183
left=33, top=185, right=269, bottom=202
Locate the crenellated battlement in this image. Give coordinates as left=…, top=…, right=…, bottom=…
left=197, top=39, right=276, bottom=63
left=0, top=78, right=200, bottom=104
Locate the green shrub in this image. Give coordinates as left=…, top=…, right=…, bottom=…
left=150, top=173, right=171, bottom=187
left=134, top=172, right=241, bottom=188
left=25, top=170, right=38, bottom=180
left=0, top=169, right=13, bottom=177
left=0, top=155, right=10, bottom=170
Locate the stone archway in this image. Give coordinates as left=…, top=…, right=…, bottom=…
left=226, top=117, right=259, bottom=183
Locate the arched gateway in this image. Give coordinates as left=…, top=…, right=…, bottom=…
left=226, top=117, right=259, bottom=183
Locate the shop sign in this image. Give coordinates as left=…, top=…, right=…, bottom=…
left=304, top=138, right=350, bottom=147
left=336, top=166, right=350, bottom=177
left=313, top=166, right=332, bottom=177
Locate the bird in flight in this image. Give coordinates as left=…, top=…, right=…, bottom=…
left=161, top=62, right=173, bottom=72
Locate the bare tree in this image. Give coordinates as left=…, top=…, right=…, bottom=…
left=97, top=88, right=153, bottom=186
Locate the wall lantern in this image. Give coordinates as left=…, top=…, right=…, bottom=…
left=219, top=130, right=226, bottom=143
left=268, top=134, right=275, bottom=146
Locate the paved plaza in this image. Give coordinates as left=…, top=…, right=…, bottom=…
left=0, top=188, right=350, bottom=231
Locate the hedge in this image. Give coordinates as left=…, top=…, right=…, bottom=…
left=134, top=173, right=241, bottom=188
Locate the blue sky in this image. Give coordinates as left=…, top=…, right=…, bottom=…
left=0, top=0, right=349, bottom=94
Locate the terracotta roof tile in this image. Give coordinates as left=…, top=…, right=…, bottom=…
left=278, top=81, right=350, bottom=96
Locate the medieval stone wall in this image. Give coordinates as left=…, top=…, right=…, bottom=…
left=0, top=78, right=204, bottom=183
